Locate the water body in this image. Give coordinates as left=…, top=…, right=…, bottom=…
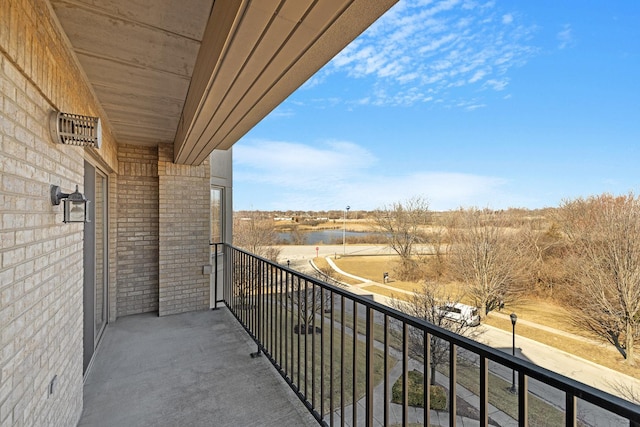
left=277, top=230, right=382, bottom=245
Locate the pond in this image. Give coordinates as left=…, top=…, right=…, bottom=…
left=277, top=229, right=385, bottom=245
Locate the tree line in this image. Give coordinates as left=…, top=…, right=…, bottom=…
left=373, top=194, right=640, bottom=366
left=233, top=193, right=640, bottom=366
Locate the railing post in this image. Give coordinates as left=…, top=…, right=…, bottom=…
left=250, top=257, right=261, bottom=358
left=210, top=242, right=219, bottom=310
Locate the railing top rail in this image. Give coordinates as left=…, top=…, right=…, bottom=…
left=226, top=244, right=640, bottom=422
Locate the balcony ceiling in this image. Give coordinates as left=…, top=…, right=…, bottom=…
left=50, top=0, right=397, bottom=165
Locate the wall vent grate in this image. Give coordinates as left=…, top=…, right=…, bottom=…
left=49, top=111, right=102, bottom=148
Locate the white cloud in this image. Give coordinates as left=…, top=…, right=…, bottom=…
left=234, top=139, right=514, bottom=211
left=484, top=78, right=508, bottom=91
left=468, top=69, right=487, bottom=83
left=313, top=0, right=537, bottom=108
left=557, top=24, right=574, bottom=49
left=234, top=139, right=376, bottom=188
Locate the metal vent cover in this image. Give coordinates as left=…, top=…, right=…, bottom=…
left=49, top=111, right=102, bottom=148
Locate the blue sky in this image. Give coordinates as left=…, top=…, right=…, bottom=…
left=233, top=0, right=640, bottom=212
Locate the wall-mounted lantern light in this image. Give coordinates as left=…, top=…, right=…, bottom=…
left=50, top=185, right=90, bottom=223
left=49, top=111, right=102, bottom=148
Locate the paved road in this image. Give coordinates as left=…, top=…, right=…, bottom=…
left=276, top=244, right=640, bottom=425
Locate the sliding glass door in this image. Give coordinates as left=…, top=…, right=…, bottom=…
left=84, top=162, right=108, bottom=374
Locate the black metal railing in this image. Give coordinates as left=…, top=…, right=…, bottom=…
left=216, top=244, right=640, bottom=427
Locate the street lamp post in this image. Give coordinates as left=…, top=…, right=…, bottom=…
left=343, top=205, right=350, bottom=255
left=509, top=312, right=518, bottom=394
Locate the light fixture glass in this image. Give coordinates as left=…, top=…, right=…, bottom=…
left=51, top=184, right=90, bottom=223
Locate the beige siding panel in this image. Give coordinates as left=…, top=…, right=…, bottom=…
left=184, top=1, right=346, bottom=163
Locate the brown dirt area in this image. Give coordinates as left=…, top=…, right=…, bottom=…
left=320, top=254, right=640, bottom=380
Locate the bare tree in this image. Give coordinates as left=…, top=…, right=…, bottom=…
left=392, top=281, right=476, bottom=385
left=233, top=213, right=281, bottom=262
left=426, top=223, right=450, bottom=281
left=520, top=218, right=569, bottom=297
left=607, top=380, right=640, bottom=404
left=447, top=208, right=529, bottom=318
left=287, top=277, right=327, bottom=334
left=288, top=224, right=307, bottom=245
left=556, top=193, right=640, bottom=365
left=373, top=196, right=430, bottom=280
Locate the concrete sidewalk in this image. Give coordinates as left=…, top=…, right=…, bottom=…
left=302, top=246, right=640, bottom=425
left=79, top=309, right=317, bottom=427
left=302, top=247, right=640, bottom=401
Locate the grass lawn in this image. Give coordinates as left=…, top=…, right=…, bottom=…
left=332, top=255, right=400, bottom=282
left=484, top=311, right=640, bottom=379
left=447, top=360, right=567, bottom=425
left=262, top=303, right=396, bottom=413
left=326, top=254, right=640, bottom=381
left=313, top=257, right=363, bottom=286
left=332, top=308, right=566, bottom=424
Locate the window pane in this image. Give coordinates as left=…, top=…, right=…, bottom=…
left=211, top=187, right=223, bottom=246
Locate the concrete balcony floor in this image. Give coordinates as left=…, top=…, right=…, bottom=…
left=79, top=308, right=317, bottom=427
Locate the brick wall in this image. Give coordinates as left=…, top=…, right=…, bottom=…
left=1, top=35, right=85, bottom=427
left=116, top=145, right=159, bottom=316
left=0, top=0, right=117, bottom=425
left=1, top=0, right=219, bottom=424
left=158, top=144, right=211, bottom=316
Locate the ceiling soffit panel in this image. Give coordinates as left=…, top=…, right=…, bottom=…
left=174, top=0, right=398, bottom=165
left=69, top=0, right=212, bottom=39
left=51, top=3, right=201, bottom=81
left=50, top=0, right=214, bottom=146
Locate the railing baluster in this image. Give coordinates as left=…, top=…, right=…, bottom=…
left=250, top=258, right=261, bottom=358
left=480, top=355, right=488, bottom=427
left=365, top=307, right=374, bottom=427
left=384, top=315, right=389, bottom=427
left=312, top=282, right=316, bottom=410
left=320, top=286, right=325, bottom=417
left=304, top=279, right=309, bottom=399
left=566, top=391, right=577, bottom=427
left=297, top=276, right=301, bottom=390
left=222, top=245, right=640, bottom=427
left=352, top=302, right=358, bottom=426
left=402, top=322, right=408, bottom=426
left=330, top=291, right=335, bottom=427
left=424, top=331, right=431, bottom=427
left=276, top=266, right=279, bottom=362
left=450, top=342, right=457, bottom=427
left=268, top=263, right=272, bottom=357
left=519, top=371, right=528, bottom=427
left=340, top=296, right=345, bottom=427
